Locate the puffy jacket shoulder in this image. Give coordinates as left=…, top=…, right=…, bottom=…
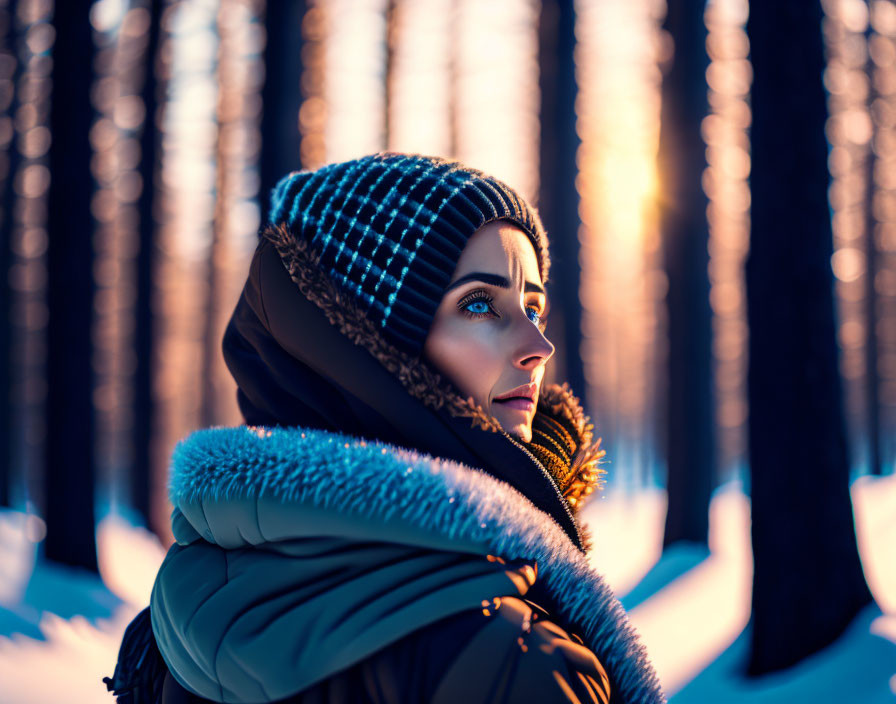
left=158, top=595, right=611, bottom=704
left=293, top=596, right=610, bottom=704
left=427, top=596, right=611, bottom=704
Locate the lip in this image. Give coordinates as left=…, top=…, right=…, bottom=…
left=493, top=397, right=535, bottom=412
left=493, top=382, right=537, bottom=412
left=494, top=382, right=537, bottom=402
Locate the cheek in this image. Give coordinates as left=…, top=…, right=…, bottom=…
left=424, top=318, right=502, bottom=401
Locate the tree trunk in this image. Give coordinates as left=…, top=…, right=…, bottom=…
left=132, top=0, right=164, bottom=532
left=44, top=1, right=98, bottom=571
left=537, top=0, right=586, bottom=404
left=447, top=2, right=458, bottom=158
left=259, top=0, right=306, bottom=212
left=384, top=0, right=397, bottom=150
left=0, top=0, right=21, bottom=509
left=745, top=0, right=874, bottom=675
left=863, top=14, right=882, bottom=476
left=657, top=0, right=715, bottom=547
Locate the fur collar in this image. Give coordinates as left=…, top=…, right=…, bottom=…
left=260, top=222, right=608, bottom=530
left=168, top=423, right=665, bottom=704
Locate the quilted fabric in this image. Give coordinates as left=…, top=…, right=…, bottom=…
left=149, top=424, right=665, bottom=704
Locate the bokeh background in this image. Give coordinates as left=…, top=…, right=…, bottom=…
left=0, top=0, right=894, bottom=701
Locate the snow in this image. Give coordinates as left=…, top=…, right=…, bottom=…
left=581, top=475, right=896, bottom=702
left=0, top=476, right=893, bottom=703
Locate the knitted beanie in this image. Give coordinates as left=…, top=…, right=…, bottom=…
left=266, top=151, right=550, bottom=356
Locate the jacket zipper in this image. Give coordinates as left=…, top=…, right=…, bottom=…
left=500, top=429, right=583, bottom=552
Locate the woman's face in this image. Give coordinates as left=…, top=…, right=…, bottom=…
left=423, top=221, right=555, bottom=442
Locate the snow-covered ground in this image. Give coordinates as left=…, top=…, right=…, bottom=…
left=583, top=476, right=896, bottom=702
left=0, top=474, right=894, bottom=703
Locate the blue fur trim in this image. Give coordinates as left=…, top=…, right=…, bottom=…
left=169, top=424, right=666, bottom=704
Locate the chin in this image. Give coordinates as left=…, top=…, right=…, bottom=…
left=504, top=423, right=532, bottom=444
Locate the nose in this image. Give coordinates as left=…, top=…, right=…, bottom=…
left=514, top=319, right=555, bottom=370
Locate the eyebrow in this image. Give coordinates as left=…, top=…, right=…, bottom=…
left=444, top=272, right=545, bottom=296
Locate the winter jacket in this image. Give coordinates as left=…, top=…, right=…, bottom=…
left=147, top=422, right=664, bottom=703
left=104, top=224, right=665, bottom=704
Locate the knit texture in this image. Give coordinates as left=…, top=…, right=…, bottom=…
left=526, top=412, right=580, bottom=494
left=267, top=152, right=550, bottom=355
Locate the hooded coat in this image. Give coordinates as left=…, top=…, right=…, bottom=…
left=104, top=214, right=665, bottom=703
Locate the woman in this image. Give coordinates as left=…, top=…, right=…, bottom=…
left=104, top=152, right=665, bottom=704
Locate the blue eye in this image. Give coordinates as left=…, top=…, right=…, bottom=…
left=526, top=307, right=541, bottom=325
left=458, top=290, right=495, bottom=319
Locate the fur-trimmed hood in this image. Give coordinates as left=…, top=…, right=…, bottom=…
left=150, top=423, right=665, bottom=703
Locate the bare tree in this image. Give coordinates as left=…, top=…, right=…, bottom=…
left=538, top=0, right=586, bottom=401
left=745, top=0, right=874, bottom=675
left=44, top=0, right=98, bottom=571
left=132, top=0, right=165, bottom=533
left=0, top=0, right=20, bottom=509
left=863, top=9, right=882, bottom=476
left=657, top=0, right=715, bottom=547
left=259, top=0, right=306, bottom=208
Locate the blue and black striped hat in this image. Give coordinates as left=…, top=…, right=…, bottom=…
left=266, top=151, right=550, bottom=356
